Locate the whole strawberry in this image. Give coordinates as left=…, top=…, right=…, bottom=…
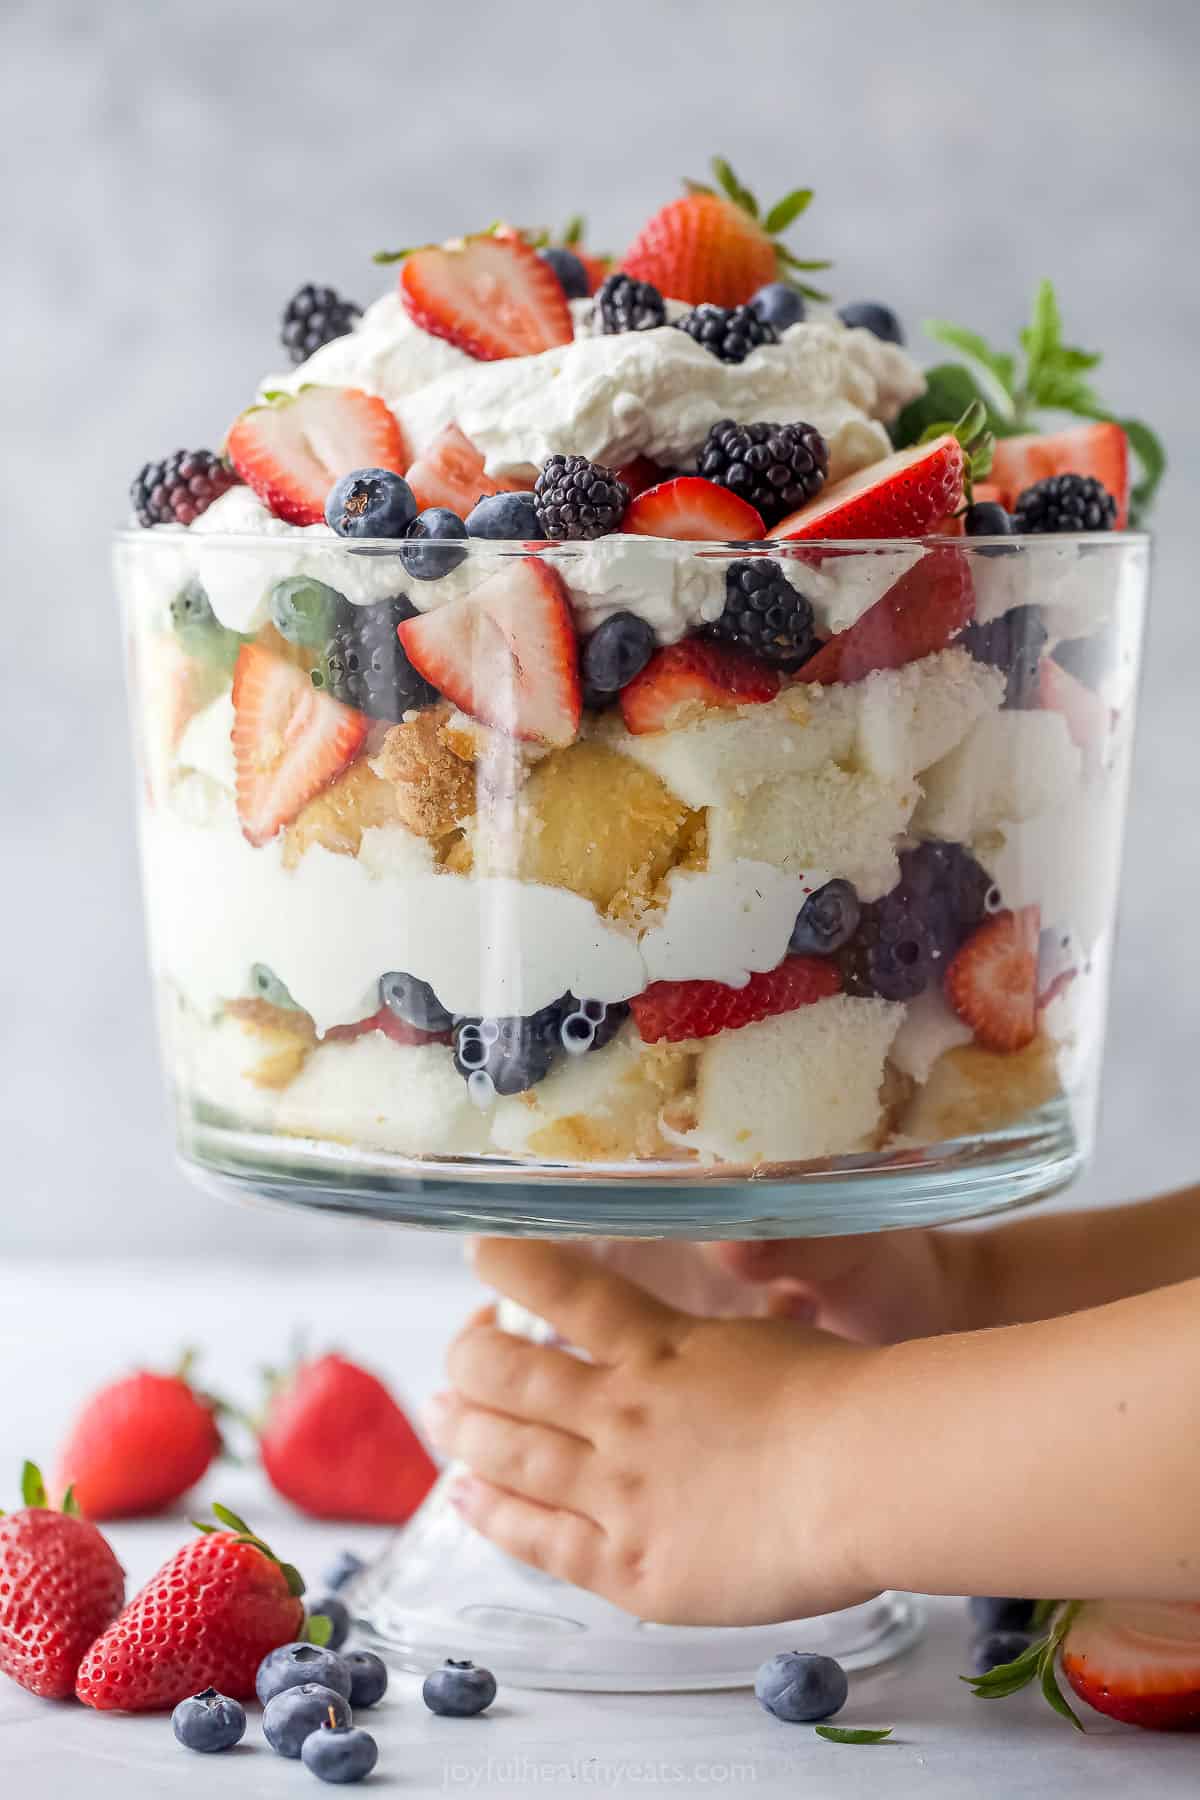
left=75, top=1505, right=305, bottom=1711
left=260, top=1352, right=437, bottom=1524
left=0, top=1462, right=124, bottom=1699
left=54, top=1352, right=222, bottom=1520
left=621, top=157, right=830, bottom=309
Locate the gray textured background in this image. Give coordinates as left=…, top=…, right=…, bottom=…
left=2, top=0, right=1196, bottom=1260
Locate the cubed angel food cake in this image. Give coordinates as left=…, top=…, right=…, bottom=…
left=122, top=169, right=1148, bottom=1175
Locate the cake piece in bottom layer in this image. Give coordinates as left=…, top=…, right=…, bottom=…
left=689, top=994, right=905, bottom=1165
left=490, top=1027, right=691, bottom=1162
left=275, top=1034, right=490, bottom=1156
left=899, top=1037, right=1061, bottom=1144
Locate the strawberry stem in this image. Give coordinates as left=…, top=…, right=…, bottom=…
left=961, top=1600, right=1084, bottom=1731
left=194, top=1502, right=307, bottom=1598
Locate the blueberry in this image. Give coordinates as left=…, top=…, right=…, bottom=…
left=465, top=491, right=542, bottom=540
left=964, top=501, right=1014, bottom=538
left=967, top=1596, right=1037, bottom=1635
left=452, top=1003, right=566, bottom=1097
left=749, top=282, right=806, bottom=333
left=581, top=612, right=657, bottom=696
left=344, top=1650, right=389, bottom=1709
left=789, top=879, right=861, bottom=956
left=837, top=301, right=905, bottom=346
left=539, top=246, right=590, bottom=300
left=322, top=1550, right=366, bottom=1593
left=262, top=1683, right=352, bottom=1758
left=301, top=1718, right=379, bottom=1784
left=170, top=579, right=244, bottom=671
left=970, top=1628, right=1033, bottom=1676
left=326, top=468, right=418, bottom=538
left=251, top=963, right=301, bottom=1010
left=270, top=575, right=344, bottom=644
left=557, top=996, right=629, bottom=1056
left=422, top=1657, right=497, bottom=1717
left=308, top=1594, right=351, bottom=1651
left=380, top=971, right=454, bottom=1034
left=400, top=507, right=469, bottom=581
left=172, top=1686, right=247, bottom=1753
left=256, top=1642, right=353, bottom=1707
left=754, top=1651, right=849, bottom=1724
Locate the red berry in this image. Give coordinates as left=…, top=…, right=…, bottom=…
left=621, top=191, right=778, bottom=309
left=226, top=386, right=409, bottom=527
left=622, top=475, right=766, bottom=542
left=795, top=547, right=975, bottom=686
left=400, top=233, right=573, bottom=361
left=620, top=638, right=781, bottom=735
left=1062, top=1599, right=1200, bottom=1730
left=406, top=423, right=534, bottom=517
left=54, top=1367, right=220, bottom=1521
left=631, top=955, right=841, bottom=1044
left=260, top=1353, right=437, bottom=1525
left=774, top=436, right=966, bottom=541
left=232, top=644, right=369, bottom=847
left=945, top=907, right=1040, bottom=1053
left=989, top=422, right=1129, bottom=527
left=0, top=1469, right=124, bottom=1700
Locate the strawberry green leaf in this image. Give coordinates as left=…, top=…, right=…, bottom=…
left=711, top=157, right=758, bottom=219
left=562, top=215, right=585, bottom=247
left=776, top=254, right=834, bottom=272
left=682, top=179, right=716, bottom=199
left=20, top=1462, right=47, bottom=1509
left=1031, top=1597, right=1060, bottom=1630
left=60, top=1486, right=81, bottom=1518
left=961, top=1632, right=1046, bottom=1696
left=211, top=1502, right=253, bottom=1536
left=304, top=1613, right=334, bottom=1647
left=764, top=188, right=814, bottom=234
left=280, top=1561, right=306, bottom=1599
left=815, top=1725, right=894, bottom=1744
left=1039, top=1652, right=1084, bottom=1732
left=191, top=1520, right=219, bottom=1534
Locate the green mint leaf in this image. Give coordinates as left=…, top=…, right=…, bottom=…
left=923, top=322, right=1016, bottom=416
left=20, top=1462, right=47, bottom=1509
left=764, top=187, right=814, bottom=234
left=815, top=1725, right=894, bottom=1744
left=1028, top=368, right=1102, bottom=413
left=1020, top=277, right=1064, bottom=379
left=372, top=247, right=412, bottom=265
left=304, top=1613, right=333, bottom=1646
left=561, top=215, right=585, bottom=247
left=1122, top=417, right=1166, bottom=523
left=893, top=364, right=990, bottom=450
left=711, top=157, right=758, bottom=218
left=1054, top=346, right=1104, bottom=373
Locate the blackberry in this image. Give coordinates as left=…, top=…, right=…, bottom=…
left=1012, top=473, right=1118, bottom=534
left=959, top=604, right=1048, bottom=708
left=280, top=283, right=361, bottom=365
left=131, top=450, right=238, bottom=528
left=895, top=840, right=998, bottom=962
left=312, top=596, right=438, bottom=720
left=712, top=560, right=818, bottom=669
left=674, top=303, right=777, bottom=365
left=697, top=419, right=828, bottom=526
left=533, top=454, right=630, bottom=540
left=838, top=894, right=937, bottom=1002
left=595, top=272, right=666, bottom=334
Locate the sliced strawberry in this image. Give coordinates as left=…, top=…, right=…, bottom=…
left=795, top=547, right=974, bottom=686
left=613, top=455, right=666, bottom=499
left=945, top=907, right=1040, bottom=1053
left=400, top=233, right=573, bottom=361
left=324, top=1007, right=451, bottom=1048
left=232, top=644, right=368, bottom=846
left=620, top=639, right=780, bottom=734
left=398, top=558, right=580, bottom=747
left=774, top=436, right=966, bottom=541
left=1062, top=1600, right=1200, bottom=1731
left=632, top=955, right=841, bottom=1044
left=226, top=387, right=409, bottom=526
left=1039, top=654, right=1114, bottom=767
left=989, top=422, right=1129, bottom=527
left=405, top=423, right=533, bottom=517
left=623, top=476, right=765, bottom=542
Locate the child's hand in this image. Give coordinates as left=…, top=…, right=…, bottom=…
left=431, top=1238, right=878, bottom=1627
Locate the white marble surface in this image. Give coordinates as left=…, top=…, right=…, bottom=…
left=1, top=1259, right=1198, bottom=1796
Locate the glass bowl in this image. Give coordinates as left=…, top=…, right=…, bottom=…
left=117, top=527, right=1148, bottom=1239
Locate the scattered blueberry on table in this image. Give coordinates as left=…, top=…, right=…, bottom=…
left=754, top=1651, right=849, bottom=1724
left=171, top=1686, right=247, bottom=1753
left=301, top=1711, right=380, bottom=1784
left=344, top=1650, right=389, bottom=1709
left=422, top=1657, right=498, bottom=1717
left=263, top=1682, right=353, bottom=1758
left=257, top=1641, right=353, bottom=1706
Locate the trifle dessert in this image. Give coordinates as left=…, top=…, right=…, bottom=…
left=119, top=167, right=1153, bottom=1194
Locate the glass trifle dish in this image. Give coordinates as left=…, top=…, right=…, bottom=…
left=120, top=211, right=1149, bottom=1240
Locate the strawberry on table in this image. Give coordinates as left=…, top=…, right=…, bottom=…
left=1061, top=1599, right=1200, bottom=1730
left=259, top=1353, right=437, bottom=1525
left=0, top=1463, right=124, bottom=1700
left=75, top=1505, right=306, bottom=1711
left=774, top=435, right=967, bottom=541
left=398, top=557, right=581, bottom=747
left=619, top=638, right=780, bottom=734
left=622, top=476, right=766, bottom=542
left=631, top=956, right=841, bottom=1044
left=794, top=546, right=974, bottom=686
left=226, top=386, right=409, bottom=527
left=406, top=422, right=534, bottom=517
left=53, top=1353, right=221, bottom=1521
left=945, top=907, right=1040, bottom=1054
left=396, top=231, right=573, bottom=361
left=232, top=643, right=369, bottom=846
left=988, top=422, right=1129, bottom=527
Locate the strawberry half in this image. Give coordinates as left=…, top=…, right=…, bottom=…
left=406, top=422, right=533, bottom=517
left=622, top=476, right=766, bottom=542
left=613, top=454, right=666, bottom=499
left=1060, top=1600, right=1200, bottom=1731
left=232, top=644, right=368, bottom=846
left=226, top=386, right=409, bottom=526
left=989, top=422, right=1129, bottom=527
left=945, top=907, right=1040, bottom=1053
left=400, top=233, right=573, bottom=361
left=1039, top=654, right=1114, bottom=768
left=774, top=436, right=966, bottom=541
left=620, top=639, right=781, bottom=734
left=795, top=547, right=974, bottom=686
left=632, top=955, right=841, bottom=1044
left=398, top=557, right=580, bottom=747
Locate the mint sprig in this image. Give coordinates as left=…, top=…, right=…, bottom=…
left=894, top=279, right=1165, bottom=524
left=962, top=1599, right=1084, bottom=1731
